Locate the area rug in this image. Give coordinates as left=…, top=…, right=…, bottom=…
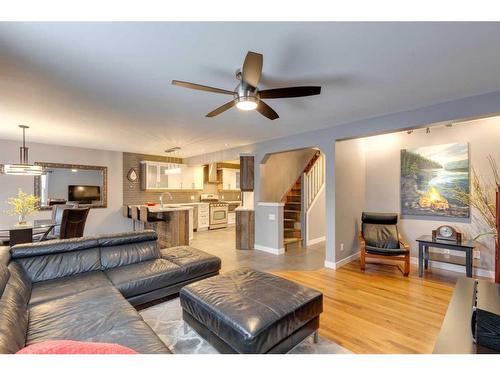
left=139, top=298, right=351, bottom=354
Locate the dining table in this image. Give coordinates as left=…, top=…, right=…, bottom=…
left=0, top=219, right=59, bottom=247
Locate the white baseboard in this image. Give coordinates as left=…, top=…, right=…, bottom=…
left=324, top=260, right=336, bottom=269
left=324, top=251, right=360, bottom=270
left=306, top=236, right=325, bottom=246
left=410, top=257, right=494, bottom=279
left=254, top=244, right=285, bottom=255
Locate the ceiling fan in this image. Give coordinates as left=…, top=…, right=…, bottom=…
left=172, top=51, right=321, bottom=120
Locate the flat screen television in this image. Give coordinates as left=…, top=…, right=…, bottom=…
left=68, top=185, right=101, bottom=204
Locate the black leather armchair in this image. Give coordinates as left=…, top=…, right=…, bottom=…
left=359, top=212, right=410, bottom=276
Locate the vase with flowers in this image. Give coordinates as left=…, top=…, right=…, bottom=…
left=5, top=188, right=40, bottom=226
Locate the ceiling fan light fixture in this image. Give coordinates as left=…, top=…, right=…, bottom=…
left=235, top=97, right=258, bottom=111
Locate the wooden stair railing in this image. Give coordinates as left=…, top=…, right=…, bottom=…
left=282, top=151, right=324, bottom=250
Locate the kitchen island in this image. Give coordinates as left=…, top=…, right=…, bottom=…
left=127, top=204, right=192, bottom=249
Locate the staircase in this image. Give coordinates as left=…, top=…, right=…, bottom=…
left=283, top=178, right=303, bottom=248
left=282, top=151, right=322, bottom=249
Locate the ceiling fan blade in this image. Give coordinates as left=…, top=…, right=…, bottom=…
left=242, top=52, right=263, bottom=88
left=172, top=80, right=235, bottom=95
left=256, top=100, right=279, bottom=120
left=259, top=86, right=321, bottom=99
left=206, top=100, right=236, bottom=117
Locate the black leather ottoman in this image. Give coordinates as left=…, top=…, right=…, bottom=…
left=179, top=268, right=323, bottom=354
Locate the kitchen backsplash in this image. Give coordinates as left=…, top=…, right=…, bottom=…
left=123, top=152, right=241, bottom=205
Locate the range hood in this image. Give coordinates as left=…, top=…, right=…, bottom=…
left=208, top=163, right=218, bottom=183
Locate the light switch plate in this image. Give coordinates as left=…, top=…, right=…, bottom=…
left=268, top=214, right=276, bottom=221
left=473, top=250, right=481, bottom=259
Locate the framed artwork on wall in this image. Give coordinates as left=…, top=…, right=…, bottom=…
left=400, top=143, right=470, bottom=218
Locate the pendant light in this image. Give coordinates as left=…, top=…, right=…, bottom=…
left=2, top=125, right=45, bottom=176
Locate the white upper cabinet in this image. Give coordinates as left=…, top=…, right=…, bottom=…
left=221, top=168, right=240, bottom=191
left=141, top=161, right=204, bottom=191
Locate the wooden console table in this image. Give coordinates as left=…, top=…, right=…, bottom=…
left=433, top=278, right=499, bottom=354
left=416, top=235, right=476, bottom=278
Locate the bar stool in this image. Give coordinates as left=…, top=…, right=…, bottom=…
left=130, top=205, right=141, bottom=231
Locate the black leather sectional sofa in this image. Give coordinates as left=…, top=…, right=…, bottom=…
left=0, top=230, right=221, bottom=354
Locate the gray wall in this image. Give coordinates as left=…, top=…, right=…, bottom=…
left=186, top=90, right=500, bottom=266
left=363, top=117, right=500, bottom=272
left=334, top=138, right=366, bottom=262
left=0, top=139, right=130, bottom=235
left=260, top=148, right=317, bottom=202
left=254, top=203, right=284, bottom=252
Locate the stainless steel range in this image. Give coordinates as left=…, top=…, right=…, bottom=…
left=200, top=194, right=229, bottom=230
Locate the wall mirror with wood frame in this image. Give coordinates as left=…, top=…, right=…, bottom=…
left=34, top=162, right=107, bottom=210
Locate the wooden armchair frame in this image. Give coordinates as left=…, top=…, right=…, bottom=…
left=359, top=231, right=410, bottom=276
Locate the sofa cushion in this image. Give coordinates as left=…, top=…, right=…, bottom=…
left=81, top=320, right=170, bottom=354
left=27, top=284, right=136, bottom=343
left=26, top=282, right=170, bottom=354
left=161, top=246, right=221, bottom=279
left=0, top=262, right=32, bottom=354
left=180, top=268, right=323, bottom=353
left=13, top=248, right=101, bottom=283
left=17, top=340, right=138, bottom=354
left=104, top=259, right=184, bottom=298
left=29, top=271, right=112, bottom=307
left=100, top=240, right=160, bottom=270
left=10, top=237, right=99, bottom=259
left=0, top=264, right=8, bottom=297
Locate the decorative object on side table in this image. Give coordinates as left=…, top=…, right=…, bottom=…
left=432, top=225, right=462, bottom=244
left=5, top=188, right=40, bottom=226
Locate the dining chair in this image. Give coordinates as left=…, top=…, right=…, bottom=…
left=59, top=208, right=90, bottom=239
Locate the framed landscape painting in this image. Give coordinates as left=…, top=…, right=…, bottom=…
left=400, top=143, right=470, bottom=218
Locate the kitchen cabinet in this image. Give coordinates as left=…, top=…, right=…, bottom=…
left=141, top=161, right=204, bottom=191
left=239, top=155, right=254, bottom=192
left=197, top=203, right=210, bottom=231
left=221, top=168, right=240, bottom=191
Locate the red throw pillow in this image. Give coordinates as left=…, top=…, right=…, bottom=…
left=17, top=340, right=138, bottom=354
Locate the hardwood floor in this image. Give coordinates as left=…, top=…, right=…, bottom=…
left=273, top=260, right=458, bottom=354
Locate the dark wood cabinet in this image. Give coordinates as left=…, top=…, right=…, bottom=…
left=236, top=209, right=254, bottom=250
left=239, top=155, right=254, bottom=192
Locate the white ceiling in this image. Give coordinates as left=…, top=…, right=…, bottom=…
left=1, top=22, right=500, bottom=157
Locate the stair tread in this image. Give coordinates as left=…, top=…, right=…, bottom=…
left=284, top=238, right=302, bottom=245
left=284, top=209, right=301, bottom=213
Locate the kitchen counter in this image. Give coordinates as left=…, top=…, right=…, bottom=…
left=126, top=204, right=191, bottom=248
left=129, top=204, right=191, bottom=213
left=235, top=206, right=254, bottom=211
